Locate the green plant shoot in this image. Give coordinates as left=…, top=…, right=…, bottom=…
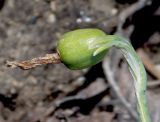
left=7, top=28, right=151, bottom=122
left=57, top=28, right=151, bottom=122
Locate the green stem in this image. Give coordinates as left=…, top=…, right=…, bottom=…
left=91, top=35, right=151, bottom=122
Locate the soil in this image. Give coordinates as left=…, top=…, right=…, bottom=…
left=0, top=0, right=159, bottom=122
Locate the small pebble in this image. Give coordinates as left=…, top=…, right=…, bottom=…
left=47, top=13, right=56, bottom=23
left=111, top=8, right=118, bottom=15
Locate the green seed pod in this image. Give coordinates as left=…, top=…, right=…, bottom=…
left=57, top=28, right=108, bottom=70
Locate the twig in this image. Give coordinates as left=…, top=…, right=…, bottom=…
left=6, top=53, right=61, bottom=70
left=116, top=0, right=149, bottom=35
left=147, top=80, right=160, bottom=88
left=102, top=56, right=138, bottom=120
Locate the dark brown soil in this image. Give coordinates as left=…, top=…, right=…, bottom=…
left=0, top=0, right=159, bottom=122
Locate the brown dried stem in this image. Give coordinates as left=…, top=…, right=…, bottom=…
left=6, top=53, right=61, bottom=70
